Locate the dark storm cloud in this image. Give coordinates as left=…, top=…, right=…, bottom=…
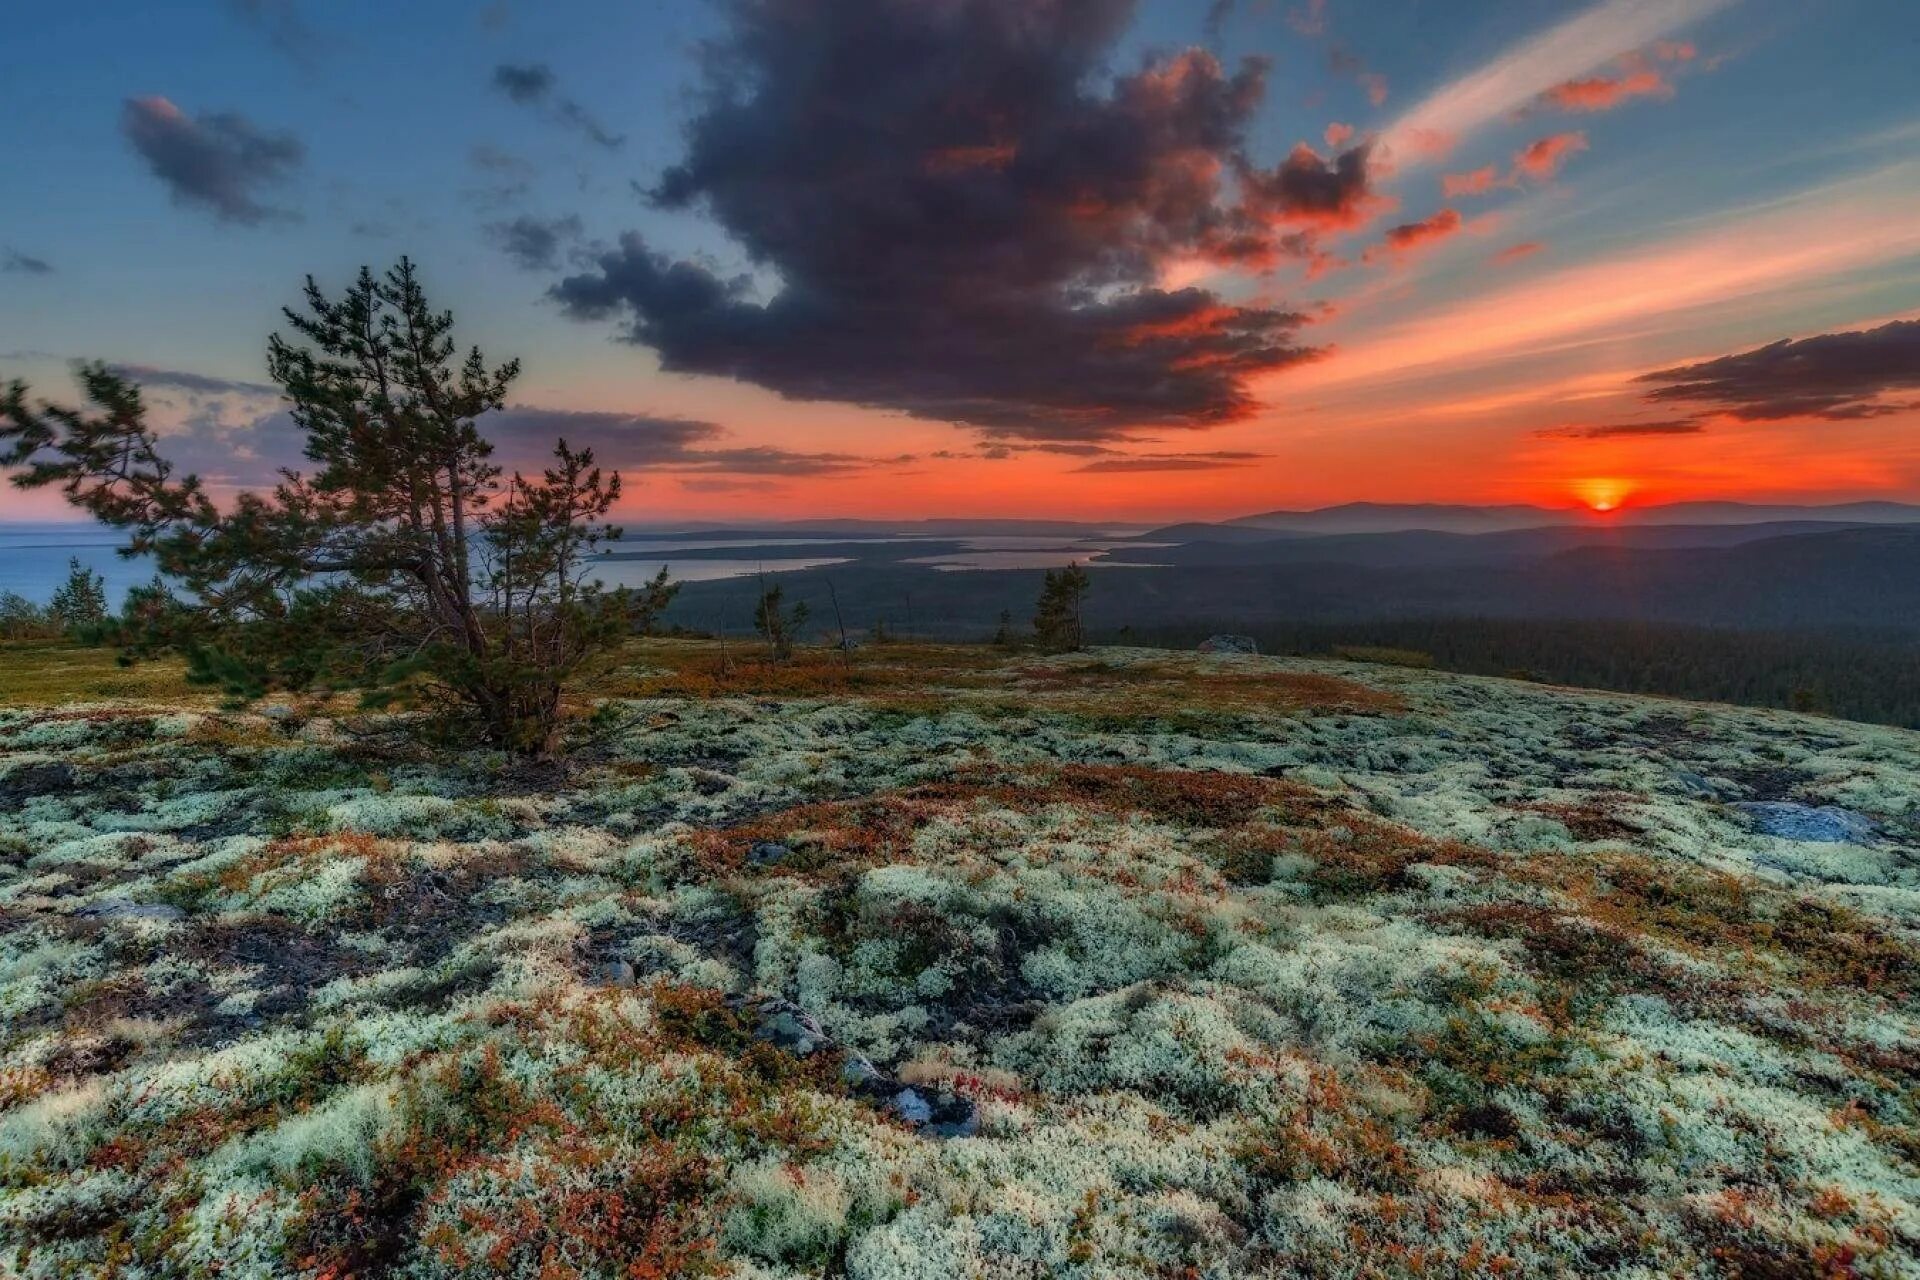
left=2, top=250, right=53, bottom=275
left=487, top=214, right=584, bottom=271
left=490, top=62, right=624, bottom=150
left=120, top=97, right=304, bottom=225
left=1636, top=320, right=1920, bottom=422
left=1238, top=142, right=1379, bottom=230
left=552, top=0, right=1345, bottom=441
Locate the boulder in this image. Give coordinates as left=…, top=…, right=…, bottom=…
left=1734, top=801, right=1878, bottom=844
left=77, top=899, right=184, bottom=922
left=889, top=1086, right=980, bottom=1138
left=890, top=1087, right=934, bottom=1126
left=749, top=840, right=792, bottom=866
left=595, top=960, right=637, bottom=987
left=1198, top=635, right=1259, bottom=655
left=753, top=1002, right=828, bottom=1056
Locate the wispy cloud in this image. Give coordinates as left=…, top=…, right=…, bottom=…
left=2, top=249, right=53, bottom=275
left=1380, top=0, right=1736, bottom=162
left=1072, top=451, right=1268, bottom=473
left=1274, top=162, right=1920, bottom=392
left=489, top=62, right=623, bottom=150
left=1535, top=418, right=1703, bottom=438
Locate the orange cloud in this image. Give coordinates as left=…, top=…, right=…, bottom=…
left=1269, top=166, right=1920, bottom=395
left=1443, top=165, right=1501, bottom=197
left=1543, top=67, right=1671, bottom=112
left=1440, top=132, right=1586, bottom=201
left=1379, top=0, right=1733, bottom=164
left=1324, top=122, right=1354, bottom=148
left=1512, top=131, right=1589, bottom=180
left=1364, top=208, right=1464, bottom=264
left=1540, top=41, right=1695, bottom=114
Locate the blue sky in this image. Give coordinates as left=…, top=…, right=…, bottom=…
left=3, top=0, right=1918, bottom=520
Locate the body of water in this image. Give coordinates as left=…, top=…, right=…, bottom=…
left=907, top=539, right=1168, bottom=571
left=0, top=525, right=156, bottom=607
left=0, top=522, right=1128, bottom=603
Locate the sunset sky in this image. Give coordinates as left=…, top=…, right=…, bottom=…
left=4, top=0, right=1919, bottom=522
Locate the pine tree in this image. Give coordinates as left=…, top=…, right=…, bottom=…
left=0, top=258, right=662, bottom=756
left=1032, top=562, right=1090, bottom=652
left=753, top=579, right=809, bottom=660
left=47, top=558, right=108, bottom=632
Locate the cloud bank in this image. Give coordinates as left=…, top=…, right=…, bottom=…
left=1638, top=320, right=1920, bottom=421
left=552, top=0, right=1355, bottom=441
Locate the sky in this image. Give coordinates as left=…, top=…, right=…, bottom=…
left=3, top=0, right=1919, bottom=523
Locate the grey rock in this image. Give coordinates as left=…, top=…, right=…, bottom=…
left=1734, top=801, right=1878, bottom=844
left=78, top=899, right=184, bottom=921
left=756, top=1006, right=826, bottom=1056
left=891, top=1088, right=934, bottom=1126
left=841, top=1055, right=885, bottom=1088
left=749, top=840, right=792, bottom=866
left=1198, top=634, right=1259, bottom=655
left=596, top=960, right=636, bottom=987
left=260, top=704, right=296, bottom=722
left=889, top=1087, right=979, bottom=1138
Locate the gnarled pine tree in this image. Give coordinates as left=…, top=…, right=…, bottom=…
left=0, top=258, right=668, bottom=755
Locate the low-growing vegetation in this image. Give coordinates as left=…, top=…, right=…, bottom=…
left=2, top=639, right=1917, bottom=1276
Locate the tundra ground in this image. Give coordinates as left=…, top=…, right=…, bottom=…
left=2, top=641, right=1917, bottom=1277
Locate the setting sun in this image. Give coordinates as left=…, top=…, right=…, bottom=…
left=1576, top=478, right=1634, bottom=513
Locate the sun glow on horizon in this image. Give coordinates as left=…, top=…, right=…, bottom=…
left=1576, top=477, right=1634, bottom=513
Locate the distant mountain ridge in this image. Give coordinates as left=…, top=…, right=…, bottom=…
left=1106, top=520, right=1904, bottom=569
left=1213, top=500, right=1920, bottom=537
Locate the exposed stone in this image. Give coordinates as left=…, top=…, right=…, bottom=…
left=1734, top=801, right=1878, bottom=844
left=891, top=1087, right=934, bottom=1126
left=840, top=1054, right=885, bottom=1089
left=77, top=899, right=184, bottom=921
left=1198, top=634, right=1259, bottom=655
left=749, top=840, right=792, bottom=866
left=753, top=1002, right=828, bottom=1056
left=595, top=959, right=636, bottom=987
left=889, top=1087, right=980, bottom=1138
